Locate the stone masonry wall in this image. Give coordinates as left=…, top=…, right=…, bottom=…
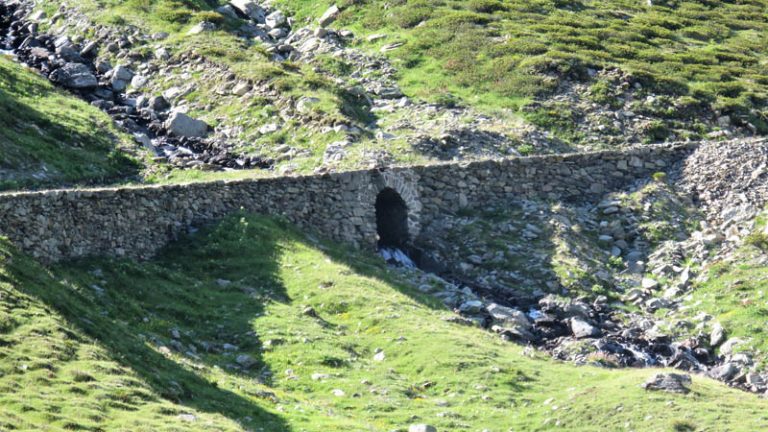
left=0, top=143, right=696, bottom=263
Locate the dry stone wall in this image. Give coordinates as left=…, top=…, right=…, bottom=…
left=0, top=143, right=696, bottom=263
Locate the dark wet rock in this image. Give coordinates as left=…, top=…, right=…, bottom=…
left=642, top=373, right=691, bottom=394
left=708, top=363, right=739, bottom=381
left=49, top=62, right=97, bottom=89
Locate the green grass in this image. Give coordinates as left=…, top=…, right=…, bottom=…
left=0, top=55, right=140, bottom=190
left=26, top=0, right=767, bottom=172
left=2, top=213, right=768, bottom=430
left=276, top=0, right=768, bottom=129
left=675, top=213, right=768, bottom=369
left=687, top=259, right=768, bottom=361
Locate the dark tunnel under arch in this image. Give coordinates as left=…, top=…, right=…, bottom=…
left=375, top=188, right=409, bottom=248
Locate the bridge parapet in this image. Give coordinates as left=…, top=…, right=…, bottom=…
left=0, top=143, right=696, bottom=263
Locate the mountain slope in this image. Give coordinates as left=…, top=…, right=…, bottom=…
left=0, top=55, right=139, bottom=190
left=5, top=0, right=760, bottom=181
left=1, top=213, right=767, bottom=431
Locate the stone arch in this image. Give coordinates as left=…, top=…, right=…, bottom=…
left=373, top=169, right=422, bottom=242
left=375, top=188, right=409, bottom=247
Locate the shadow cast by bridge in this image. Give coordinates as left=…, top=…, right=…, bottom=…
left=1, top=216, right=293, bottom=430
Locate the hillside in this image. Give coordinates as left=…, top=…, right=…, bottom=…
left=0, top=55, right=139, bottom=190
left=1, top=0, right=765, bottom=183
left=3, top=1, right=768, bottom=430
left=2, top=213, right=768, bottom=431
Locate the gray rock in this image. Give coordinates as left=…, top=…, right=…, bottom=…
left=231, top=81, right=251, bottom=96
left=230, top=0, right=266, bottom=22
left=266, top=11, right=286, bottom=28
left=642, top=373, right=691, bottom=394
left=80, top=41, right=98, bottom=57
left=112, top=65, right=134, bottom=81
left=409, top=425, right=437, bottom=432
left=296, top=97, right=320, bottom=113
left=133, top=133, right=152, bottom=147
left=720, top=337, right=745, bottom=356
left=268, top=28, right=287, bottom=39
left=708, top=362, right=738, bottom=381
left=235, top=354, right=257, bottom=369
left=491, top=324, right=536, bottom=342
left=187, top=21, right=216, bottom=35
left=644, top=297, right=669, bottom=311
left=111, top=79, right=128, bottom=92
left=486, top=303, right=530, bottom=329
left=710, top=322, right=725, bottom=347
left=29, top=10, right=46, bottom=21
left=458, top=300, right=483, bottom=314
left=746, top=372, right=765, bottom=387
left=563, top=301, right=591, bottom=319
left=641, top=277, right=659, bottom=290
left=131, top=75, right=148, bottom=89
left=155, top=47, right=170, bottom=60
left=165, top=112, right=209, bottom=138
left=149, top=96, right=170, bottom=112
left=318, top=5, right=340, bottom=27
left=570, top=317, right=600, bottom=338
left=216, top=5, right=239, bottom=19
left=50, top=63, right=97, bottom=89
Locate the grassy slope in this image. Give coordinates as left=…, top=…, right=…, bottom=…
left=0, top=55, right=139, bottom=190
left=1, top=214, right=767, bottom=431
left=26, top=0, right=766, bottom=177
left=37, top=0, right=367, bottom=169
left=280, top=0, right=768, bottom=124
left=673, top=215, right=768, bottom=369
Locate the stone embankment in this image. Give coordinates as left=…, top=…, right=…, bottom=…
left=0, top=143, right=693, bottom=263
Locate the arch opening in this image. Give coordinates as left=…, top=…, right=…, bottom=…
left=375, top=188, right=409, bottom=248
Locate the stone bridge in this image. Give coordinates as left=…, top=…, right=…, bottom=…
left=0, top=143, right=696, bottom=263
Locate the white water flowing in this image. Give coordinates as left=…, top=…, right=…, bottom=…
left=379, top=247, right=416, bottom=268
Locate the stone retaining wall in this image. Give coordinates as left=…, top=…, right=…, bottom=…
left=0, top=143, right=696, bottom=263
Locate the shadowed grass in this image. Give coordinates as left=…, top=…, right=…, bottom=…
left=0, top=214, right=767, bottom=430
left=0, top=56, right=140, bottom=191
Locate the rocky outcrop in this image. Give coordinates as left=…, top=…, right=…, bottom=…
left=0, top=1, right=271, bottom=171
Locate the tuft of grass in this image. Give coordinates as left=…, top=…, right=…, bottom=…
left=745, top=231, right=768, bottom=252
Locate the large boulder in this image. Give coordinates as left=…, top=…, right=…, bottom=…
left=318, top=5, right=340, bottom=27
left=569, top=317, right=600, bottom=338
left=642, top=373, right=691, bottom=394
left=230, top=0, right=265, bottom=22
left=165, top=112, right=209, bottom=138
left=486, top=303, right=531, bottom=329
left=49, top=63, right=98, bottom=89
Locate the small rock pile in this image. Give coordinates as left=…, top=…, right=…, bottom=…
left=677, top=138, right=768, bottom=227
